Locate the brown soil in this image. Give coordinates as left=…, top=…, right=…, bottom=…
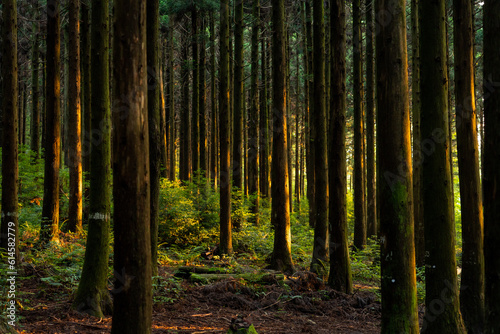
left=15, top=267, right=381, bottom=334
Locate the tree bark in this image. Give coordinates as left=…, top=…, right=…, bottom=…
left=232, top=0, right=244, bottom=190
left=420, top=0, right=466, bottom=332
left=179, top=30, right=191, bottom=182
left=67, top=0, right=82, bottom=234
left=259, top=34, right=270, bottom=198
left=310, top=0, right=328, bottom=275
left=1, top=0, right=19, bottom=261
left=199, top=17, right=207, bottom=177
left=453, top=0, right=485, bottom=332
left=41, top=0, right=61, bottom=244
left=305, top=0, right=315, bottom=229
left=219, top=0, right=233, bottom=255
left=81, top=0, right=91, bottom=175
left=210, top=12, right=218, bottom=188
left=328, top=0, right=352, bottom=294
left=73, top=0, right=112, bottom=317
left=31, top=18, right=40, bottom=158
left=376, top=0, right=419, bottom=331
left=192, top=9, right=200, bottom=174
left=270, top=0, right=294, bottom=274
left=167, top=20, right=176, bottom=181
left=483, top=1, right=500, bottom=333
left=111, top=1, right=152, bottom=332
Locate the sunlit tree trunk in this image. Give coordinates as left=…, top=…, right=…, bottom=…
left=167, top=20, right=176, bottom=181
left=81, top=0, right=91, bottom=175
left=73, top=0, right=112, bottom=317
left=111, top=1, right=152, bottom=332
left=310, top=0, right=328, bottom=275
left=376, top=0, right=419, bottom=331
left=259, top=34, right=270, bottom=198
left=192, top=9, right=200, bottom=174
left=420, top=0, right=466, bottom=332
left=67, top=0, right=82, bottom=234
left=210, top=12, right=218, bottom=188
left=483, top=1, right=500, bottom=332
left=270, top=0, right=294, bottom=274
left=305, top=0, right=315, bottom=228
left=179, top=30, right=191, bottom=182
left=453, top=0, right=485, bottom=332
left=219, top=0, right=233, bottom=255
left=199, top=17, right=207, bottom=177
left=232, top=0, right=244, bottom=190
left=41, top=0, right=61, bottom=244
left=1, top=0, right=19, bottom=261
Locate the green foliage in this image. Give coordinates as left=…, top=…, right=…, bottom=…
left=152, top=276, right=183, bottom=304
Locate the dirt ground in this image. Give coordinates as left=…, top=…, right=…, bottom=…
left=15, top=267, right=382, bottom=334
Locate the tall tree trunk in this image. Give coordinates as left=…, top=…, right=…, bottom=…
left=232, top=0, right=244, bottom=190
left=1, top=0, right=19, bottom=261
left=41, top=0, right=61, bottom=244
left=270, top=0, right=294, bottom=274
left=199, top=17, right=207, bottom=177
left=259, top=35, right=270, bottom=198
left=353, top=0, right=366, bottom=250
left=295, top=49, right=301, bottom=206
left=192, top=9, right=200, bottom=174
left=249, top=0, right=260, bottom=225
left=453, top=0, right=485, bottom=332
left=81, top=0, right=91, bottom=175
left=310, top=0, right=328, bottom=275
left=111, top=0, right=152, bottom=331
left=147, top=0, right=160, bottom=278
left=328, top=0, right=352, bottom=294
left=411, top=0, right=425, bottom=268
left=365, top=0, right=376, bottom=238
left=305, top=0, right=315, bottom=228
left=376, top=0, right=419, bottom=331
left=210, top=12, right=218, bottom=188
left=179, top=32, right=191, bottom=182
left=72, top=0, right=112, bottom=317
left=160, top=42, right=168, bottom=179
left=167, top=20, right=176, bottom=182
left=483, top=1, right=500, bottom=332
left=220, top=0, right=233, bottom=255
left=67, top=0, right=82, bottom=234
left=420, top=0, right=466, bottom=332
left=31, top=18, right=40, bottom=158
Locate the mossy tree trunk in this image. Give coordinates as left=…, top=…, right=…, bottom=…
left=328, top=0, right=352, bottom=294
left=147, top=0, right=160, bottom=278
left=72, top=0, right=112, bottom=317
left=67, top=0, right=82, bottom=234
left=420, top=0, right=466, bottom=332
left=111, top=0, right=152, bottom=332
left=219, top=0, right=233, bottom=255
left=41, top=0, right=61, bottom=244
left=310, top=0, right=328, bottom=275
left=249, top=0, right=260, bottom=225
left=376, top=0, right=419, bottom=331
left=352, top=0, right=366, bottom=250
left=1, top=0, right=19, bottom=260
left=270, top=0, right=294, bottom=274
left=453, top=0, right=485, bottom=332
left=483, top=0, right=500, bottom=332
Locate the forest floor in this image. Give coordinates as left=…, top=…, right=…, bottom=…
left=16, top=264, right=383, bottom=334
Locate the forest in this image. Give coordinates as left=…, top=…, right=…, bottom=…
left=0, top=0, right=499, bottom=333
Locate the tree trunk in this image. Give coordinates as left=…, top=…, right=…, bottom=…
left=167, top=20, right=176, bottom=181
left=259, top=35, right=270, bottom=198
left=111, top=1, right=152, bottom=332
left=365, top=0, right=376, bottom=238
left=31, top=18, right=40, bottom=158
left=270, top=0, right=294, bottom=274
left=305, top=0, right=315, bottom=229
left=41, top=0, right=61, bottom=244
left=67, top=0, right=82, bottom=234
left=310, top=0, right=328, bottom=275
left=199, top=17, right=207, bottom=177
left=249, top=0, right=260, bottom=225
left=179, top=31, right=191, bottom=182
left=72, top=0, right=112, bottom=317
left=210, top=12, right=218, bottom=188
left=352, top=0, right=366, bottom=250
left=192, top=9, right=200, bottom=174
left=81, top=1, right=91, bottom=175
left=220, top=0, right=233, bottom=255
left=483, top=1, right=500, bottom=332
left=1, top=0, right=19, bottom=261
left=420, top=0, right=466, bottom=332
left=376, top=0, right=419, bottom=331
left=328, top=0, right=352, bottom=295
left=453, top=0, right=485, bottom=332
left=147, top=0, right=160, bottom=278
left=232, top=0, right=244, bottom=191
left=411, top=0, right=425, bottom=268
